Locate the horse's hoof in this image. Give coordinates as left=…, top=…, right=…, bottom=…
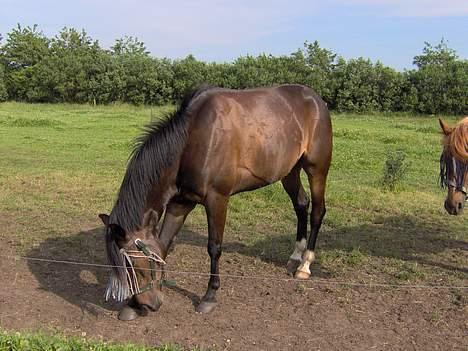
left=294, top=270, right=310, bottom=280
left=286, top=259, right=301, bottom=275
left=196, top=301, right=217, bottom=314
left=118, top=305, right=139, bottom=321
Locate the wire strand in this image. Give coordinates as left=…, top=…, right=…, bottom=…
left=2, top=254, right=467, bottom=290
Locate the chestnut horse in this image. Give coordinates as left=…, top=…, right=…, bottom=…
left=99, top=84, right=332, bottom=320
left=439, top=117, right=467, bottom=215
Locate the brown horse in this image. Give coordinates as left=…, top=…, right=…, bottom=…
left=439, top=117, right=467, bottom=215
left=99, top=84, right=332, bottom=320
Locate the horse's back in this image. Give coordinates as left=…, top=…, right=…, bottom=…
left=179, top=85, right=332, bottom=198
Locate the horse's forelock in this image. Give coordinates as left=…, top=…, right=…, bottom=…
left=444, top=117, right=468, bottom=162
left=440, top=149, right=467, bottom=190
left=105, top=228, right=131, bottom=301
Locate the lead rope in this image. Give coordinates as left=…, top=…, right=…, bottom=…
left=120, top=249, right=138, bottom=296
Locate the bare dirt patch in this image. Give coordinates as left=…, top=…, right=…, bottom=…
left=0, top=227, right=467, bottom=350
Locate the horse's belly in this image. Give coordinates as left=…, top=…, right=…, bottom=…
left=241, top=132, right=304, bottom=176
left=231, top=145, right=303, bottom=194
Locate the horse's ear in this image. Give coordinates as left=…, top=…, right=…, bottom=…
left=143, top=209, right=159, bottom=237
left=108, top=223, right=127, bottom=242
left=99, top=213, right=110, bottom=226
left=439, top=118, right=452, bottom=135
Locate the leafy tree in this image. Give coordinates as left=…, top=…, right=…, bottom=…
left=0, top=63, right=8, bottom=101
left=373, top=62, right=405, bottom=112
left=300, top=41, right=337, bottom=104
left=333, top=57, right=380, bottom=112
left=28, top=27, right=124, bottom=103
left=0, top=24, right=50, bottom=100
left=111, top=36, right=149, bottom=56
left=0, top=34, right=7, bottom=101
left=1, top=24, right=49, bottom=69
left=409, top=40, right=468, bottom=114
left=413, top=39, right=458, bottom=68
left=231, top=53, right=306, bottom=89
left=172, top=55, right=208, bottom=100
left=0, top=24, right=466, bottom=114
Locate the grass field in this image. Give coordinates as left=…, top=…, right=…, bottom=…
left=0, top=102, right=466, bottom=348
left=0, top=331, right=184, bottom=351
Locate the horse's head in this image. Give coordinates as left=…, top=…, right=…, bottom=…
left=439, top=118, right=467, bottom=215
left=99, top=210, right=166, bottom=312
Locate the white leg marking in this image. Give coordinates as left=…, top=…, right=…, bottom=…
left=290, top=238, right=306, bottom=261
left=297, top=250, right=315, bottom=275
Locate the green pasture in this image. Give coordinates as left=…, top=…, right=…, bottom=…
left=0, top=102, right=466, bottom=286
left=1, top=102, right=467, bottom=350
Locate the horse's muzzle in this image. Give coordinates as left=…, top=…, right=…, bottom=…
left=445, top=199, right=464, bottom=215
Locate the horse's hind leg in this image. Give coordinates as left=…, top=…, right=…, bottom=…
left=295, top=166, right=328, bottom=280
left=281, top=165, right=310, bottom=275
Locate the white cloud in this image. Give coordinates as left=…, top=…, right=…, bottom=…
left=335, top=0, right=468, bottom=17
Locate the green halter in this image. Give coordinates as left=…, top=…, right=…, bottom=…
left=121, top=239, right=167, bottom=295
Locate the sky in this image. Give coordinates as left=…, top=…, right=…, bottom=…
left=1, top=0, right=467, bottom=71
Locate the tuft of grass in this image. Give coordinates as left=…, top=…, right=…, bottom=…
left=345, top=248, right=366, bottom=266
left=381, top=149, right=409, bottom=191
left=319, top=248, right=367, bottom=270
left=1, top=117, right=65, bottom=128
left=428, top=311, right=442, bottom=324
left=394, top=262, right=426, bottom=281
left=0, top=330, right=184, bottom=351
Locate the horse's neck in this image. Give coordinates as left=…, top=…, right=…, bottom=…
left=145, top=161, right=179, bottom=219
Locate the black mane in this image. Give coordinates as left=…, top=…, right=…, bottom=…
left=104, top=84, right=214, bottom=301
left=109, top=84, right=214, bottom=232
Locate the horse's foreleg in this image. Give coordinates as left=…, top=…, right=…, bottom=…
left=159, top=197, right=196, bottom=253
left=281, top=166, right=310, bottom=275
left=295, top=171, right=327, bottom=280
left=196, top=192, right=228, bottom=313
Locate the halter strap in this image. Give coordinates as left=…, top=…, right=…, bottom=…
left=120, top=239, right=166, bottom=296
left=446, top=179, right=467, bottom=195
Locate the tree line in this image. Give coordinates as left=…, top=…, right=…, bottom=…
left=0, top=25, right=466, bottom=114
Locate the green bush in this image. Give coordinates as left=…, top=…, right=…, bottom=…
left=0, top=25, right=466, bottom=114
left=0, top=64, right=8, bottom=101
left=407, top=40, right=468, bottom=115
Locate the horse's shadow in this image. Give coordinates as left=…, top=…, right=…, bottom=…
left=176, top=214, right=467, bottom=275
left=27, top=227, right=123, bottom=315
left=27, top=214, right=467, bottom=313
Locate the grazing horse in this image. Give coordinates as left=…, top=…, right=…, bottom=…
left=439, top=117, right=467, bottom=215
left=99, top=84, right=332, bottom=320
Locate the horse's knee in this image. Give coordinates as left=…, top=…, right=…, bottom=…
left=294, top=194, right=310, bottom=215
left=207, top=241, right=222, bottom=259
left=299, top=193, right=310, bottom=208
